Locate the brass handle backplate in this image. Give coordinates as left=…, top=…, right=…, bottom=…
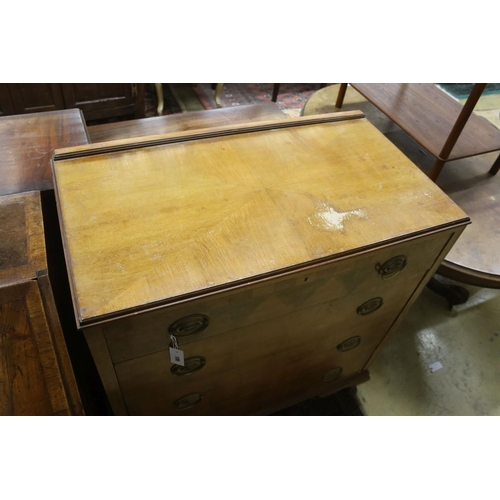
left=168, top=314, right=210, bottom=337
left=322, top=367, right=343, bottom=382
left=174, top=393, right=204, bottom=410
left=171, top=356, right=206, bottom=376
left=337, top=336, right=361, bottom=352
left=357, top=297, right=384, bottom=316
left=376, top=255, right=407, bottom=280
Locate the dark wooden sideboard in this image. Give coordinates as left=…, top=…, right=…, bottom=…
left=0, top=83, right=145, bottom=121
left=0, top=191, right=84, bottom=415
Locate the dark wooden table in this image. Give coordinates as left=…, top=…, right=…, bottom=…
left=0, top=109, right=89, bottom=196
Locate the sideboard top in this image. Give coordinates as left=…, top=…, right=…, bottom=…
left=52, top=115, right=468, bottom=326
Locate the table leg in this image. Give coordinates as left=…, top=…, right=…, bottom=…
left=155, top=83, right=164, bottom=116
left=336, top=83, right=348, bottom=108
left=490, top=153, right=500, bottom=175
left=429, top=158, right=446, bottom=182
left=215, top=83, right=224, bottom=108
left=272, top=84, right=280, bottom=102
left=426, top=276, right=470, bottom=309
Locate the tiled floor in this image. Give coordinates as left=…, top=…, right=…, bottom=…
left=173, top=84, right=500, bottom=416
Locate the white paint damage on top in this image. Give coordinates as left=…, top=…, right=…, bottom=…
left=308, top=200, right=365, bottom=231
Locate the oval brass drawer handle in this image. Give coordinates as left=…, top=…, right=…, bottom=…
left=171, top=356, right=207, bottom=376
left=174, top=393, right=204, bottom=410
left=357, top=297, right=384, bottom=316
left=337, top=336, right=361, bottom=352
left=322, top=367, right=343, bottom=382
left=169, top=314, right=210, bottom=337
left=376, top=255, right=407, bottom=280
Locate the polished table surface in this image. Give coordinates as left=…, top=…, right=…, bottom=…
left=0, top=109, right=89, bottom=196
left=87, top=103, right=286, bottom=143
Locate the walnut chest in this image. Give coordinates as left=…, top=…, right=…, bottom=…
left=52, top=112, right=469, bottom=415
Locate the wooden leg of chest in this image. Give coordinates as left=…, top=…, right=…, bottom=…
left=84, top=326, right=128, bottom=416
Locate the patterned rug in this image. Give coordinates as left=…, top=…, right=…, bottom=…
left=193, top=83, right=327, bottom=115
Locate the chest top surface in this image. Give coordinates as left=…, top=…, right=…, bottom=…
left=52, top=114, right=468, bottom=325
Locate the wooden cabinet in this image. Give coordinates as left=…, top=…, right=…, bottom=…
left=60, top=83, right=144, bottom=121
left=0, top=192, right=84, bottom=415
left=0, top=83, right=65, bottom=116
left=0, top=84, right=144, bottom=121
left=52, top=112, right=469, bottom=415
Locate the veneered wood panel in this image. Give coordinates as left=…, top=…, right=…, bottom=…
left=53, top=116, right=468, bottom=326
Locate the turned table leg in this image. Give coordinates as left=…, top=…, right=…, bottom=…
left=214, top=83, right=224, bottom=108
left=426, top=276, right=470, bottom=309
left=155, top=83, right=164, bottom=116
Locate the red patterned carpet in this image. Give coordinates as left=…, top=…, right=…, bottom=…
left=193, top=83, right=326, bottom=112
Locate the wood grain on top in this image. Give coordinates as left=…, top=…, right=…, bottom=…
left=52, top=115, right=469, bottom=325
left=87, top=103, right=286, bottom=143
left=0, top=109, right=89, bottom=196
left=351, top=83, right=500, bottom=160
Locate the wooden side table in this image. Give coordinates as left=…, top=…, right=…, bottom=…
left=335, top=83, right=500, bottom=181
left=0, top=191, right=84, bottom=415
left=303, top=84, right=500, bottom=292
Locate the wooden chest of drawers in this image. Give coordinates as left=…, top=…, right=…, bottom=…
left=52, top=112, right=469, bottom=415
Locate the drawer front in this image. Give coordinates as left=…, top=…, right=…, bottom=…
left=104, top=229, right=453, bottom=364
left=115, top=316, right=387, bottom=416
left=114, top=273, right=424, bottom=415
